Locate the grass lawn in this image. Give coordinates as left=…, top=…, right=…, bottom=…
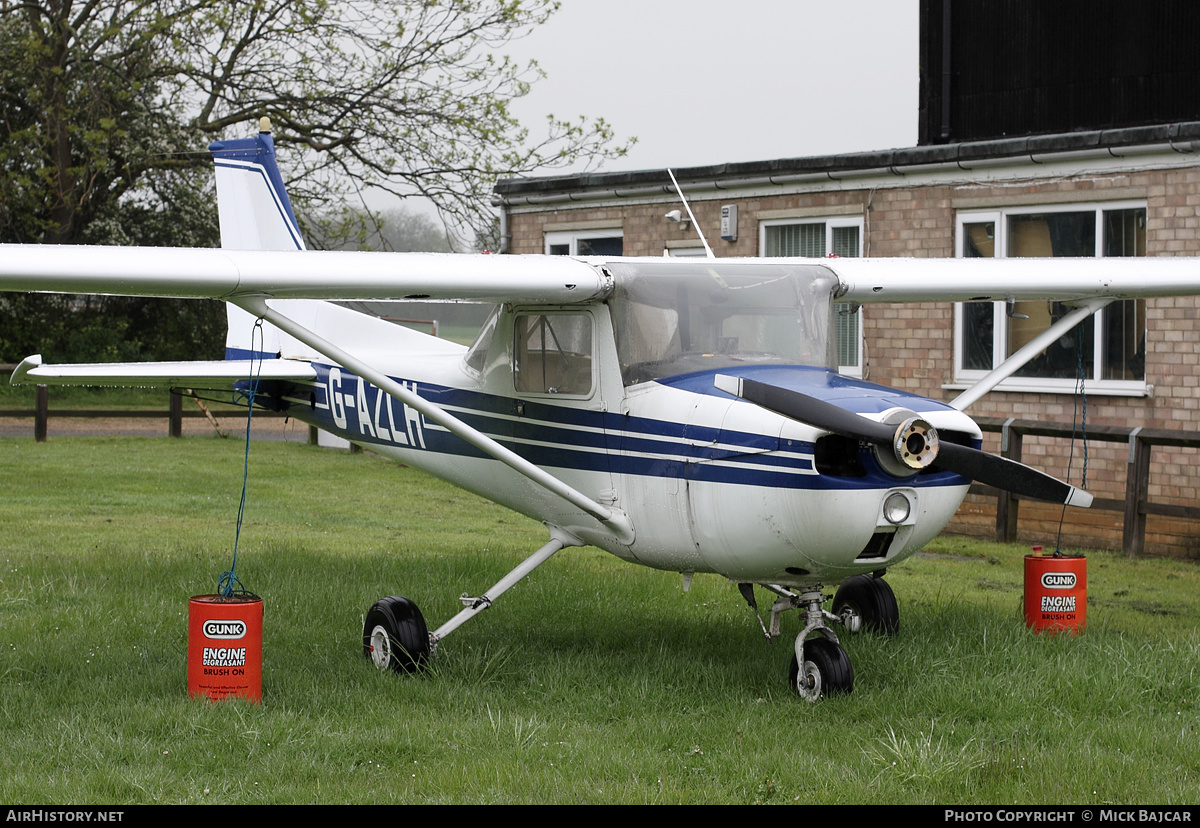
left=0, top=436, right=1197, bottom=804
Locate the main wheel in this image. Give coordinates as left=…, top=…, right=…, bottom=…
left=833, top=574, right=899, bottom=636
left=363, top=596, right=429, bottom=673
left=789, top=637, right=854, bottom=701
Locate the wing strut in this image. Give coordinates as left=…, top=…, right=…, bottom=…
left=234, top=296, right=635, bottom=545
left=429, top=526, right=581, bottom=646
left=951, top=297, right=1111, bottom=411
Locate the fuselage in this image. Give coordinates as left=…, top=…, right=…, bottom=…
left=251, top=293, right=979, bottom=590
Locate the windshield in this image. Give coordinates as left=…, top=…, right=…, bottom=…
left=606, top=260, right=839, bottom=386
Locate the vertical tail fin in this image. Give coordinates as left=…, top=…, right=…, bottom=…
left=209, top=118, right=306, bottom=252
left=209, top=118, right=307, bottom=359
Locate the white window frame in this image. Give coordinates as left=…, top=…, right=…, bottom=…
left=759, top=216, right=864, bottom=377
left=545, top=229, right=624, bottom=256
left=954, top=201, right=1147, bottom=395
left=512, top=309, right=597, bottom=400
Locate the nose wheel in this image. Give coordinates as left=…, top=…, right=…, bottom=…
left=789, top=637, right=854, bottom=701
left=743, top=577, right=899, bottom=700
left=785, top=587, right=855, bottom=701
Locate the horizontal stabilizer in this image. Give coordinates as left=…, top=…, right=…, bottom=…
left=10, top=355, right=316, bottom=388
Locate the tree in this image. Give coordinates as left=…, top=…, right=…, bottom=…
left=0, top=0, right=631, bottom=248
left=0, top=0, right=629, bottom=362
left=327, top=207, right=458, bottom=253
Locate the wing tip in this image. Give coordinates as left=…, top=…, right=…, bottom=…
left=11, top=354, right=43, bottom=386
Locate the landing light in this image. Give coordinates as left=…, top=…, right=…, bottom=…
left=882, top=492, right=911, bottom=526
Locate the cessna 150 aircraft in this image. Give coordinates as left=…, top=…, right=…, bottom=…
left=4, top=126, right=1200, bottom=700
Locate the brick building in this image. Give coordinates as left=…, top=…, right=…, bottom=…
left=493, top=124, right=1200, bottom=557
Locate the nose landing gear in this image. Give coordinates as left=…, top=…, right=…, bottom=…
left=739, top=574, right=899, bottom=701
left=790, top=636, right=854, bottom=701
left=787, top=587, right=854, bottom=700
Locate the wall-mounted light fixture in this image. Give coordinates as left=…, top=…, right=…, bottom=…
left=665, top=209, right=691, bottom=231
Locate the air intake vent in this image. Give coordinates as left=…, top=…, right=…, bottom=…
left=814, top=434, right=866, bottom=477
left=856, top=531, right=894, bottom=560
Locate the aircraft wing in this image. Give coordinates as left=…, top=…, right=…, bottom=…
left=0, top=244, right=610, bottom=304
left=822, top=256, right=1200, bottom=303
left=5, top=246, right=1200, bottom=306
left=10, top=354, right=317, bottom=387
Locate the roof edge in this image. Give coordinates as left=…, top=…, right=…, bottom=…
left=495, top=122, right=1200, bottom=198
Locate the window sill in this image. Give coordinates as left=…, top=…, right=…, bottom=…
left=943, top=380, right=1152, bottom=398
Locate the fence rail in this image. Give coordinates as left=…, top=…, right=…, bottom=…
left=0, top=382, right=298, bottom=441
left=973, top=416, right=1200, bottom=557
left=3, top=375, right=1196, bottom=556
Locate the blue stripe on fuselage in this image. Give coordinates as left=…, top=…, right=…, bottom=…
left=269, top=363, right=972, bottom=491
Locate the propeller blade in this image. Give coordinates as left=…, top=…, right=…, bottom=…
left=934, top=442, right=1092, bottom=507
left=715, top=374, right=1092, bottom=508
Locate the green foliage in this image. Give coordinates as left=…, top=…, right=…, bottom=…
left=0, top=0, right=631, bottom=248
left=0, top=3, right=215, bottom=245
left=0, top=293, right=225, bottom=363
left=0, top=1, right=629, bottom=361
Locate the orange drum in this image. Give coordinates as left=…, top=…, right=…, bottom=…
left=1023, top=555, right=1086, bottom=633
left=187, top=594, right=263, bottom=702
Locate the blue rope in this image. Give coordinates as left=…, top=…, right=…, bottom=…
left=1055, top=324, right=1089, bottom=555
left=218, top=319, right=264, bottom=598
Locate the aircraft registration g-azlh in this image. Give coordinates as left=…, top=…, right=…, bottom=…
left=4, top=124, right=1200, bottom=700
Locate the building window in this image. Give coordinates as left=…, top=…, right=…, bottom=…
left=956, top=203, right=1146, bottom=392
left=761, top=217, right=863, bottom=376
left=545, top=230, right=623, bottom=256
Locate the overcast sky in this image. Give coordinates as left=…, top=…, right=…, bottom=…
left=503, top=0, right=920, bottom=175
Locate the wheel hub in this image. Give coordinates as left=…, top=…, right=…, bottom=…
left=797, top=660, right=822, bottom=702
left=368, top=624, right=392, bottom=670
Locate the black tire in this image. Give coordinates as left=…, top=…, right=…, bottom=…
left=788, top=637, right=854, bottom=701
left=833, top=574, right=899, bottom=636
left=362, top=596, right=429, bottom=674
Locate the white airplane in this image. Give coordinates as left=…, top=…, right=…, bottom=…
left=4, top=125, right=1200, bottom=700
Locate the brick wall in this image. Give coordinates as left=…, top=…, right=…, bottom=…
left=504, top=163, right=1200, bottom=557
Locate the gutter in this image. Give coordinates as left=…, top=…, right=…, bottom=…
left=492, top=123, right=1200, bottom=209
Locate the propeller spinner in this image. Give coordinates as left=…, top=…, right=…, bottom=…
left=714, top=375, right=1093, bottom=508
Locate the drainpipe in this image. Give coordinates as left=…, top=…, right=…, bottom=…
left=496, top=198, right=511, bottom=254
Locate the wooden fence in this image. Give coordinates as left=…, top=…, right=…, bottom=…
left=973, top=416, right=1200, bottom=557
left=0, top=383, right=311, bottom=442
left=3, top=378, right=1196, bottom=556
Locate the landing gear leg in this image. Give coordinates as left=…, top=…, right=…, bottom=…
left=739, top=583, right=856, bottom=700
left=362, top=527, right=582, bottom=674
left=787, top=588, right=853, bottom=700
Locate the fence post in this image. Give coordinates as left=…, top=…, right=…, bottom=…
left=168, top=392, right=183, bottom=438
left=34, top=385, right=48, bottom=442
left=995, top=418, right=1021, bottom=542
left=1123, top=427, right=1149, bottom=558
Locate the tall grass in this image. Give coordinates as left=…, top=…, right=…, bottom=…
left=0, top=437, right=1197, bottom=803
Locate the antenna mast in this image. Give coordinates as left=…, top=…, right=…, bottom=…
left=667, top=169, right=714, bottom=259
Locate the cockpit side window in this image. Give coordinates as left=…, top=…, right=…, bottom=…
left=464, top=305, right=501, bottom=375
left=513, top=312, right=594, bottom=396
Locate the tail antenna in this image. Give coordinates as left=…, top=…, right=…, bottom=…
left=667, top=169, right=714, bottom=259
